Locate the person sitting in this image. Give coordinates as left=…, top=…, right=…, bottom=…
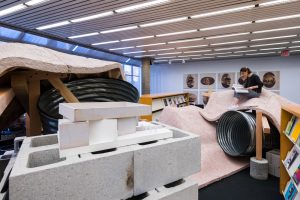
left=229, top=67, right=263, bottom=109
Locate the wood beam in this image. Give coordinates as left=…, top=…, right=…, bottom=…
left=262, top=115, right=271, bottom=134
left=11, top=74, right=29, bottom=112
left=0, top=88, right=15, bottom=116
left=256, top=111, right=263, bottom=161
left=48, top=78, right=79, bottom=103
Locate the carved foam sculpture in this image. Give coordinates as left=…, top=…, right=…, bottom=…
left=58, top=102, right=173, bottom=157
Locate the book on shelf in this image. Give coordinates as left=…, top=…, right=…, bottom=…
left=284, top=180, right=298, bottom=200
left=285, top=116, right=297, bottom=136
left=284, top=146, right=300, bottom=171
left=290, top=118, right=300, bottom=142
left=292, top=164, right=300, bottom=186
left=232, top=84, right=249, bottom=94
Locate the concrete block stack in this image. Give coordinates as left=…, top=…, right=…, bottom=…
left=9, top=102, right=200, bottom=200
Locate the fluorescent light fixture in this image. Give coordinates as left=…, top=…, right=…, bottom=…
left=289, top=46, right=300, bottom=48
left=109, top=46, right=135, bottom=51
left=206, top=32, right=250, bottom=40
left=169, top=59, right=186, bottom=61
left=234, top=49, right=257, bottom=53
left=154, top=60, right=169, bottom=62
left=156, top=30, right=198, bottom=37
left=68, top=32, right=99, bottom=39
left=72, top=45, right=79, bottom=52
left=253, top=26, right=300, bottom=33
left=184, top=50, right=212, bottom=53
left=217, top=54, right=243, bottom=58
left=259, top=0, right=298, bottom=7
left=115, top=0, right=169, bottom=13
left=155, top=56, right=176, bottom=59
left=140, top=17, right=188, bottom=27
left=191, top=57, right=215, bottom=60
left=168, top=38, right=203, bottom=44
left=292, top=41, right=300, bottom=43
left=211, top=40, right=248, bottom=46
left=251, top=35, right=297, bottom=41
left=125, top=58, right=131, bottom=63
left=92, top=40, right=119, bottom=45
left=290, top=49, right=300, bottom=52
left=204, top=52, right=232, bottom=56
left=201, top=22, right=251, bottom=31
left=136, top=43, right=166, bottom=47
left=100, top=26, right=138, bottom=34
left=134, top=54, right=155, bottom=58
left=148, top=48, right=175, bottom=52
left=191, top=5, right=254, bottom=19
left=215, top=46, right=247, bottom=51
left=25, top=0, right=49, bottom=6
left=71, top=11, right=114, bottom=23
left=157, top=52, right=182, bottom=55
left=123, top=51, right=146, bottom=54
left=260, top=47, right=286, bottom=51
left=121, top=36, right=154, bottom=41
left=0, top=4, right=27, bottom=17
left=37, top=21, right=71, bottom=30
left=246, top=52, right=277, bottom=56
left=178, top=55, right=202, bottom=57
left=177, top=45, right=208, bottom=49
left=250, top=42, right=289, bottom=47
left=256, top=14, right=300, bottom=23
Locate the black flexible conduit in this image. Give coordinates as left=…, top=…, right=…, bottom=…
left=38, top=78, right=139, bottom=134
left=216, top=111, right=279, bottom=156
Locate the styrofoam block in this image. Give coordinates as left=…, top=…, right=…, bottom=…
left=58, top=119, right=89, bottom=149
left=60, top=128, right=172, bottom=157
left=118, top=117, right=137, bottom=136
left=133, top=127, right=201, bottom=195
left=59, top=102, right=151, bottom=121
left=9, top=144, right=134, bottom=200
left=89, top=119, right=118, bottom=144
left=0, top=157, right=16, bottom=196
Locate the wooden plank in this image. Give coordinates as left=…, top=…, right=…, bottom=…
left=11, top=74, right=29, bottom=112
left=48, top=78, right=79, bottom=103
left=0, top=88, right=15, bottom=116
left=262, top=115, right=271, bottom=134
left=256, top=111, right=263, bottom=161
left=27, top=80, right=42, bottom=136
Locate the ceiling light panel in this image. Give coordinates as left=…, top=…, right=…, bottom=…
left=217, top=54, right=243, bottom=58
left=289, top=45, right=300, bottom=48
left=290, top=49, right=300, bottom=52
left=184, top=50, right=212, bottom=53
left=100, top=26, right=138, bottom=34
left=25, top=0, right=49, bottom=6
left=168, top=38, right=203, bottom=44
left=215, top=46, right=247, bottom=51
left=260, top=47, right=287, bottom=51
left=136, top=43, right=166, bottom=47
left=115, top=0, right=170, bottom=13
left=177, top=45, right=208, bottom=49
left=256, top=14, right=300, bottom=23
left=109, top=46, right=135, bottom=51
left=190, top=5, right=254, bottom=19
left=92, top=40, right=119, bottom=45
left=123, top=51, right=146, bottom=54
left=134, top=54, right=156, bottom=58
left=157, top=52, right=182, bottom=55
left=246, top=52, right=277, bottom=55
left=292, top=41, right=300, bottom=43
left=234, top=49, right=257, bottom=53
left=121, top=36, right=154, bottom=42
left=250, top=42, right=289, bottom=47
left=71, top=11, right=114, bottom=23
left=259, top=0, right=299, bottom=7
left=155, top=56, right=176, bottom=59
left=206, top=32, right=250, bottom=39
left=154, top=60, right=168, bottom=62
left=201, top=22, right=251, bottom=31
left=148, top=48, right=175, bottom=52
left=211, top=40, right=248, bottom=46
left=191, top=57, right=215, bottom=60
left=68, top=32, right=99, bottom=39
left=251, top=35, right=297, bottom=41
left=157, top=30, right=198, bottom=37
left=204, top=52, right=232, bottom=55
left=140, top=17, right=188, bottom=27
left=253, top=26, right=300, bottom=33
left=37, top=21, right=71, bottom=30
left=178, top=55, right=202, bottom=57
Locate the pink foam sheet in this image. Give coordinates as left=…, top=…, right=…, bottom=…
left=159, top=89, right=294, bottom=188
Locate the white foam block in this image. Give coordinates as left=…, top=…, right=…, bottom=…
left=118, top=117, right=137, bottom=136
left=60, top=128, right=173, bottom=157
left=58, top=119, right=89, bottom=150
left=89, top=119, right=117, bottom=144
left=59, top=102, right=151, bottom=121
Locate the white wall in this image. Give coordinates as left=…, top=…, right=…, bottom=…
left=150, top=55, right=300, bottom=104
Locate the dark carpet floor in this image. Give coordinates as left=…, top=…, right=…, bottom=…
left=198, top=168, right=284, bottom=200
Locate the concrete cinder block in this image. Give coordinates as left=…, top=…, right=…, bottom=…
left=58, top=119, right=89, bottom=149
left=118, top=117, right=137, bottom=136
left=59, top=102, right=151, bottom=121
left=89, top=119, right=118, bottom=143
left=133, top=125, right=201, bottom=195
left=9, top=135, right=134, bottom=200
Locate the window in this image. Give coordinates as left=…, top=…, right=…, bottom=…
left=123, top=64, right=142, bottom=95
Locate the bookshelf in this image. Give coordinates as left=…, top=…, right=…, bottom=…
left=280, top=104, right=300, bottom=193
left=139, top=92, right=189, bottom=121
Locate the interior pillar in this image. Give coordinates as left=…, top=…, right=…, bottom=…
left=142, top=58, right=151, bottom=95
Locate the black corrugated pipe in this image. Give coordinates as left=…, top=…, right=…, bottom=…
left=38, top=78, right=139, bottom=134
left=216, top=111, right=279, bottom=156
